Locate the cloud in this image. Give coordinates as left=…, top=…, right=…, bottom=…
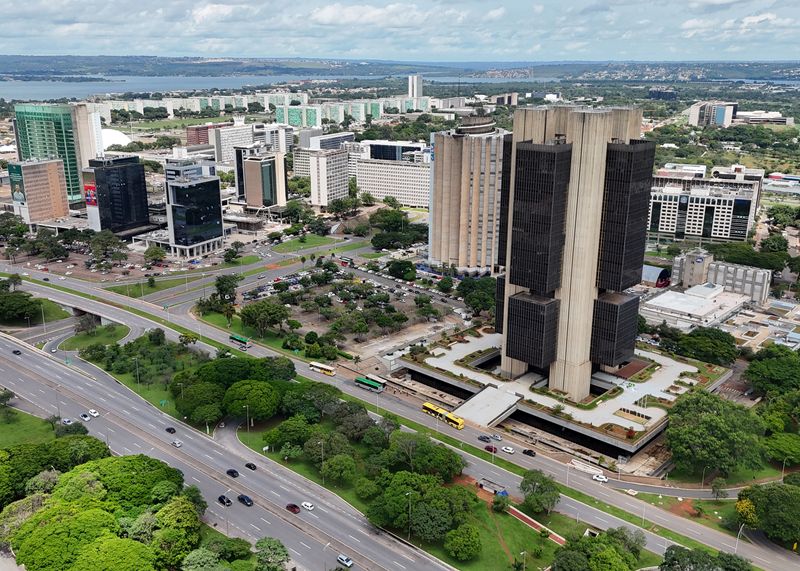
left=565, top=41, right=588, bottom=50
left=533, top=4, right=545, bottom=14
left=310, top=2, right=423, bottom=27
left=486, top=7, right=506, bottom=20
left=191, top=3, right=236, bottom=24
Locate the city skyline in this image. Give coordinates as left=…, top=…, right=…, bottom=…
left=2, top=0, right=799, bottom=61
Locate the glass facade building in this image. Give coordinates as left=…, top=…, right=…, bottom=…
left=84, top=156, right=149, bottom=233
left=167, top=177, right=223, bottom=247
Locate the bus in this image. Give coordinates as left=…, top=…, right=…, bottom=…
left=355, top=376, right=385, bottom=393
left=339, top=256, right=354, bottom=267
left=309, top=362, right=337, bottom=376
left=229, top=333, right=252, bottom=349
left=421, top=402, right=465, bottom=430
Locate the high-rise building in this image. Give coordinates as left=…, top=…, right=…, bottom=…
left=8, top=159, right=69, bottom=224
left=210, top=120, right=255, bottom=164
left=254, top=123, right=294, bottom=152
left=308, top=132, right=355, bottom=150
left=496, top=106, right=655, bottom=401
left=13, top=103, right=102, bottom=205
left=408, top=74, right=423, bottom=98
left=354, top=158, right=430, bottom=208
left=82, top=156, right=149, bottom=234
left=429, top=117, right=507, bottom=275
left=165, top=165, right=224, bottom=257
left=688, top=101, right=737, bottom=128
left=308, top=149, right=349, bottom=207
left=186, top=121, right=233, bottom=145
left=243, top=152, right=287, bottom=209
left=233, top=143, right=265, bottom=201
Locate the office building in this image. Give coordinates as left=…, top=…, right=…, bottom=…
left=688, top=101, right=738, bottom=128
left=365, top=140, right=427, bottom=161
left=275, top=105, right=323, bottom=128
left=355, top=159, right=430, bottom=208
left=641, top=283, right=749, bottom=332
left=13, top=103, right=102, bottom=204
left=8, top=159, right=69, bottom=224
left=292, top=148, right=312, bottom=178
left=308, top=149, right=348, bottom=207
left=233, top=144, right=264, bottom=201
left=734, top=110, right=794, bottom=126
left=186, top=122, right=233, bottom=145
left=298, top=128, right=324, bottom=148
left=648, top=88, right=677, bottom=100
left=83, top=156, right=149, bottom=234
left=308, top=132, right=355, bottom=150
left=255, top=123, right=294, bottom=152
left=408, top=74, right=423, bottom=98
left=165, top=166, right=224, bottom=257
left=429, top=116, right=507, bottom=275
left=242, top=152, right=287, bottom=209
left=673, top=249, right=771, bottom=305
left=496, top=106, right=655, bottom=401
left=211, top=120, right=254, bottom=164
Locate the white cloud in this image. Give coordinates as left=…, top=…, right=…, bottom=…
left=486, top=7, right=506, bottom=20
left=533, top=4, right=545, bottom=14
left=191, top=3, right=236, bottom=24
left=310, top=2, right=423, bottom=27
left=565, top=41, right=588, bottom=50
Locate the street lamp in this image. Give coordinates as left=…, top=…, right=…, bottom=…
left=701, top=465, right=710, bottom=488
left=520, top=551, right=527, bottom=571
left=177, top=382, right=184, bottom=400
left=782, top=458, right=789, bottom=481
left=319, top=440, right=325, bottom=486
left=566, top=464, right=571, bottom=488
left=134, top=357, right=141, bottom=389
left=243, top=404, right=250, bottom=433
left=40, top=303, right=47, bottom=337
left=735, top=523, right=746, bottom=554
left=405, top=492, right=412, bottom=541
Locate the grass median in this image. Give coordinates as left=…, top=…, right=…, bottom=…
left=61, top=324, right=130, bottom=351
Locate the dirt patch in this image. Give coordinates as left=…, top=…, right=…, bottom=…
left=615, top=358, right=651, bottom=379
left=670, top=499, right=699, bottom=518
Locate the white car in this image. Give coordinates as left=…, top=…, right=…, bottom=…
left=88, top=409, right=100, bottom=417
left=592, top=474, right=609, bottom=483
left=337, top=555, right=354, bottom=568
left=490, top=433, right=503, bottom=441
left=79, top=413, right=91, bottom=422
left=61, top=418, right=73, bottom=425
left=501, top=446, right=515, bottom=454
left=59, top=276, right=66, bottom=280
left=301, top=501, right=315, bottom=511
left=50, top=348, right=57, bottom=353
left=171, top=440, right=183, bottom=448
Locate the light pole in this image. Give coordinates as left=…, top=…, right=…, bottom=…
left=134, top=357, right=141, bottom=388
left=139, top=281, right=144, bottom=297
left=641, top=501, right=646, bottom=527
left=782, top=458, right=789, bottom=481
left=701, top=465, right=710, bottom=488
left=566, top=464, right=571, bottom=488
left=405, top=492, right=412, bottom=541
left=520, top=551, right=527, bottom=571
left=178, top=382, right=184, bottom=400
left=319, top=440, right=325, bottom=486
left=243, top=404, right=250, bottom=433
left=40, top=303, right=47, bottom=337
left=735, top=523, right=745, bottom=554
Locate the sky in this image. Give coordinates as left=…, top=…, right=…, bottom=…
left=2, top=0, right=799, bottom=61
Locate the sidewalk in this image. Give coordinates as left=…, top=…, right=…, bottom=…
left=508, top=506, right=567, bottom=546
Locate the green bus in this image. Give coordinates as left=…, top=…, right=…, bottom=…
left=229, top=333, right=252, bottom=349
left=355, top=375, right=385, bottom=393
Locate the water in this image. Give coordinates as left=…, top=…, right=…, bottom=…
left=0, top=73, right=561, bottom=101
left=430, top=76, right=560, bottom=84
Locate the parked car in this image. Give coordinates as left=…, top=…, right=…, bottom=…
left=484, top=445, right=497, bottom=453
left=218, top=495, right=232, bottom=507
left=61, top=418, right=73, bottom=425
left=522, top=449, right=536, bottom=457
left=285, top=503, right=301, bottom=514
left=238, top=494, right=254, bottom=506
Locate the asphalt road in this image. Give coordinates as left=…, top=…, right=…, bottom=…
left=0, top=335, right=448, bottom=571
left=5, top=263, right=800, bottom=569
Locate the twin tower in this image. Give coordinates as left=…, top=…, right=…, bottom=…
left=496, top=107, right=656, bottom=402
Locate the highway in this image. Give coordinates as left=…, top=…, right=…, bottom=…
left=0, top=334, right=449, bottom=571
left=4, top=260, right=800, bottom=569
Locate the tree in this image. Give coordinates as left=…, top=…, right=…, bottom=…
left=223, top=248, right=240, bottom=264
left=181, top=548, right=221, bottom=571
left=204, top=536, right=252, bottom=562
left=147, top=276, right=156, bottom=288
left=143, top=245, right=167, bottom=263
left=7, top=273, right=22, bottom=291
left=223, top=380, right=280, bottom=421
left=443, top=523, right=481, bottom=561
left=437, top=276, right=454, bottom=293
left=254, top=537, right=290, bottom=571
left=90, top=230, right=128, bottom=261
left=0, top=291, right=42, bottom=322
left=178, top=333, right=198, bottom=346
left=320, top=454, right=357, bottom=485
left=240, top=299, right=291, bottom=337
left=666, top=391, right=765, bottom=476
left=659, top=545, right=753, bottom=571
left=739, top=482, right=800, bottom=542
left=263, top=414, right=312, bottom=447
left=183, top=485, right=208, bottom=516
left=360, top=191, right=375, bottom=206
left=761, top=234, right=788, bottom=253
left=519, top=469, right=560, bottom=514
left=744, top=344, right=800, bottom=396
left=383, top=196, right=401, bottom=209
left=70, top=537, right=156, bottom=571
left=492, top=494, right=509, bottom=513
left=279, top=442, right=303, bottom=462
left=464, top=291, right=493, bottom=316
left=552, top=550, right=590, bottom=571
left=676, top=327, right=738, bottom=365
left=387, top=260, right=416, bottom=281
left=215, top=273, right=243, bottom=302
left=711, top=477, right=729, bottom=500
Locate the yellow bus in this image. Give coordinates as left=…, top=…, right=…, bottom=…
left=421, top=402, right=464, bottom=430
left=309, top=362, right=336, bottom=376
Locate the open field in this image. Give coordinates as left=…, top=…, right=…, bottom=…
left=273, top=235, right=337, bottom=253
left=61, top=324, right=130, bottom=351
left=107, top=277, right=201, bottom=298
left=0, top=409, right=55, bottom=448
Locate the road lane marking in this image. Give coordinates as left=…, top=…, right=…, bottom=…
left=290, top=548, right=301, bottom=556
left=204, top=454, right=213, bottom=460
left=213, top=449, right=224, bottom=456
left=133, top=442, right=142, bottom=448
left=308, top=512, right=319, bottom=519
left=97, top=396, right=107, bottom=402
left=260, top=517, right=271, bottom=525
left=348, top=535, right=361, bottom=543
left=358, top=528, right=370, bottom=536
left=107, top=427, right=115, bottom=433
left=269, top=490, right=280, bottom=496
left=121, top=409, right=130, bottom=414
left=279, top=485, right=290, bottom=492
left=300, top=541, right=311, bottom=550
left=317, top=506, right=329, bottom=513
left=249, top=524, right=261, bottom=532
left=393, top=562, right=406, bottom=569
left=191, top=476, right=201, bottom=483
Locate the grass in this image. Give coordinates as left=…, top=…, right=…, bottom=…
left=273, top=235, right=336, bottom=253
left=61, top=324, right=130, bottom=351
left=0, top=298, right=70, bottom=327
left=635, top=493, right=739, bottom=537
left=106, top=277, right=201, bottom=298
left=131, top=116, right=241, bottom=130
left=223, top=255, right=261, bottom=268
left=361, top=252, right=386, bottom=259
left=316, top=241, right=370, bottom=257
left=199, top=311, right=310, bottom=361
left=0, top=409, right=55, bottom=448
left=668, top=462, right=781, bottom=486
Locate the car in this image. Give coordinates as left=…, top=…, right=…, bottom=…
left=42, top=277, right=49, bottom=281
left=522, top=449, right=536, bottom=457
left=257, top=274, right=266, bottom=279
left=218, top=495, right=232, bottom=507
left=285, top=503, right=301, bottom=514
left=165, top=427, right=176, bottom=434
left=501, top=446, right=515, bottom=454
left=337, top=554, right=354, bottom=568
left=245, top=462, right=257, bottom=471
left=478, top=435, right=491, bottom=443
left=490, top=434, right=503, bottom=441
left=50, top=348, right=57, bottom=353
left=79, top=413, right=91, bottom=422
left=12, top=349, right=21, bottom=355
left=592, top=474, right=609, bottom=483
left=61, top=418, right=73, bottom=425
left=484, top=445, right=498, bottom=453
left=226, top=469, right=239, bottom=478
left=301, top=501, right=315, bottom=511
left=171, top=440, right=183, bottom=448
left=237, top=494, right=254, bottom=506
left=58, top=276, right=66, bottom=280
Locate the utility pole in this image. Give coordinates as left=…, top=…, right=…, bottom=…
left=40, top=303, right=47, bottom=337
left=243, top=404, right=250, bottom=432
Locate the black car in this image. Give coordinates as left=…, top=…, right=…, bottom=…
left=238, top=494, right=253, bottom=506
left=226, top=469, right=239, bottom=478
left=245, top=462, right=257, bottom=471
left=286, top=503, right=301, bottom=514
left=477, top=435, right=491, bottom=443
left=522, top=449, right=536, bottom=457
left=218, top=495, right=232, bottom=507
left=165, top=427, right=176, bottom=434
left=42, top=277, right=50, bottom=281
left=12, top=349, right=21, bottom=355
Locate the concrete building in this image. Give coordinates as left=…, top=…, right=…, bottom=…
left=275, top=105, right=323, bottom=128
left=8, top=159, right=69, bottom=224
left=408, top=74, right=423, bottom=98
left=308, top=149, right=348, bottom=207
left=429, top=116, right=506, bottom=275
left=292, top=148, right=312, bottom=178
left=641, top=283, right=750, bottom=331
left=355, top=158, right=430, bottom=208
left=688, top=101, right=737, bottom=128
left=13, top=103, right=103, bottom=205
left=164, top=162, right=224, bottom=257
left=254, top=123, right=294, bottom=152
left=211, top=120, right=255, bottom=164
left=363, top=140, right=427, bottom=161
left=496, top=106, right=655, bottom=402
left=431, top=97, right=467, bottom=110
left=734, top=110, right=794, bottom=126
left=298, top=128, right=324, bottom=148
left=186, top=122, right=233, bottom=145
left=673, top=249, right=772, bottom=305
left=308, top=132, right=355, bottom=150
left=242, top=152, right=287, bottom=209
left=82, top=156, right=150, bottom=234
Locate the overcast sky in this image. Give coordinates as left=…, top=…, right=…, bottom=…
left=2, top=0, right=798, bottom=61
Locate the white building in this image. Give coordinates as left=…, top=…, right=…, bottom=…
left=255, top=123, right=294, bottom=153
left=672, top=250, right=772, bottom=306
left=641, top=283, right=750, bottom=331
left=211, top=121, right=255, bottom=164
left=408, top=74, right=423, bottom=98
left=355, top=159, right=431, bottom=208
left=309, top=132, right=355, bottom=150
left=688, top=101, right=737, bottom=128
left=309, top=149, right=348, bottom=207
left=293, top=148, right=312, bottom=178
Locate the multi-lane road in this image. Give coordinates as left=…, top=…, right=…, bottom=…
left=3, top=252, right=800, bottom=569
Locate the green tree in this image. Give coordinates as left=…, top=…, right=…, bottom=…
left=744, top=344, right=800, bottom=396
left=761, top=234, right=789, bottom=253
left=147, top=276, right=156, bottom=288
left=444, top=523, right=481, bottom=561
left=69, top=537, right=156, bottom=571
left=182, top=485, right=208, bottom=516
left=383, top=196, right=401, bottom=209
left=254, top=537, right=290, bottom=571
left=437, top=276, right=453, bottom=293
left=215, top=273, right=244, bottom=302
left=552, top=550, right=590, bottom=571
left=675, top=327, right=738, bottom=365
left=240, top=299, right=291, bottom=336
left=740, top=482, right=800, bottom=542
left=143, top=245, right=167, bottom=263
left=223, top=380, right=280, bottom=421
left=320, top=454, right=357, bottom=485
left=181, top=547, right=221, bottom=571
left=519, top=469, right=560, bottom=514
left=263, top=414, right=311, bottom=447
left=492, top=494, right=510, bottom=513
left=711, top=477, right=729, bottom=500
left=387, top=259, right=416, bottom=280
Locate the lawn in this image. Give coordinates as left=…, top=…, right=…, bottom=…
left=316, top=241, right=370, bottom=257
left=0, top=409, right=55, bottom=448
left=106, top=277, right=201, bottom=298
left=131, top=116, right=240, bottom=130
left=635, top=492, right=739, bottom=537
left=0, top=298, right=70, bottom=327
left=199, top=311, right=309, bottom=360
left=360, top=252, right=386, bottom=259
left=223, top=254, right=261, bottom=268
left=61, top=324, right=130, bottom=351
left=668, top=462, right=781, bottom=486
left=273, top=235, right=337, bottom=253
